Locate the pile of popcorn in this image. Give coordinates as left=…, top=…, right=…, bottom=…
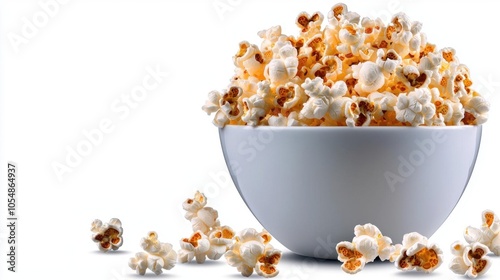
left=91, top=206, right=499, bottom=278
left=119, top=191, right=282, bottom=277
left=178, top=191, right=282, bottom=278
left=203, top=3, right=490, bottom=127
left=335, top=210, right=500, bottom=278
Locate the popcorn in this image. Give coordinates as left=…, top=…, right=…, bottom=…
left=296, top=11, right=324, bottom=39
left=462, top=95, right=490, bottom=125
left=354, top=223, right=394, bottom=261
left=352, top=61, right=385, bottom=95
left=464, top=209, right=500, bottom=256
left=129, top=231, right=177, bottom=275
left=255, top=244, right=282, bottom=278
left=129, top=252, right=149, bottom=275
left=336, top=223, right=397, bottom=274
left=178, top=230, right=211, bottom=264
left=183, top=191, right=220, bottom=234
left=264, top=42, right=298, bottom=86
left=225, top=228, right=281, bottom=278
left=90, top=218, right=123, bottom=252
left=449, top=241, right=491, bottom=278
left=299, top=77, right=332, bottom=120
left=204, top=3, right=489, bottom=127
left=395, top=88, right=436, bottom=126
left=336, top=236, right=379, bottom=274
left=393, top=232, right=443, bottom=273
left=207, top=226, right=235, bottom=261
left=234, top=41, right=266, bottom=79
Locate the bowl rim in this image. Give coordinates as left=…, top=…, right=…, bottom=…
left=219, top=124, right=482, bottom=131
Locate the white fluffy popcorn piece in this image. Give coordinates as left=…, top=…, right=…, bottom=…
left=449, top=241, right=491, bottom=278
left=336, top=235, right=379, bottom=274
left=462, top=95, right=490, bottom=125
left=242, top=94, right=266, bottom=126
left=354, top=223, right=394, bottom=261
left=183, top=191, right=220, bottom=234
left=90, top=218, right=123, bottom=252
left=296, top=11, right=324, bottom=39
left=233, top=41, right=266, bottom=79
left=337, top=21, right=365, bottom=56
left=352, top=61, right=385, bottom=95
left=327, top=3, right=348, bottom=26
left=129, top=252, right=149, bottom=275
left=274, top=82, right=306, bottom=110
left=202, top=86, right=244, bottom=128
left=255, top=244, right=282, bottom=278
left=225, top=228, right=280, bottom=277
left=394, top=232, right=443, bottom=273
left=257, top=26, right=282, bottom=61
left=395, top=88, right=436, bottom=126
left=464, top=210, right=500, bottom=256
left=178, top=230, right=211, bottom=264
left=268, top=112, right=302, bottom=126
left=207, top=226, right=235, bottom=261
left=300, top=77, right=332, bottom=119
left=129, top=231, right=177, bottom=275
left=264, top=42, right=298, bottom=86
left=344, top=97, right=376, bottom=127
left=376, top=48, right=402, bottom=75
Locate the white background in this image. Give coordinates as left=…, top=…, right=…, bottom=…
left=1, top=0, right=499, bottom=279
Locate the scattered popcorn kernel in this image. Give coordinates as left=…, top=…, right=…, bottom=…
left=336, top=236, right=379, bottom=274
left=464, top=210, right=500, bottom=256
left=183, top=191, right=220, bottom=234
left=225, top=228, right=280, bottom=278
left=129, top=252, right=149, bottom=275
left=255, top=244, right=282, bottom=278
left=354, top=223, right=394, bottom=261
left=207, top=226, right=235, bottom=261
left=449, top=241, right=491, bottom=278
left=178, top=230, right=211, bottom=264
left=129, top=231, right=177, bottom=275
left=91, top=218, right=123, bottom=252
left=204, top=3, right=488, bottom=127
left=394, top=232, right=443, bottom=273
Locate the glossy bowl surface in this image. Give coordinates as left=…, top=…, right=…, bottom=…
left=219, top=125, right=482, bottom=259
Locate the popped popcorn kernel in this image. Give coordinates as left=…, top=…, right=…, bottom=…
left=178, top=230, right=211, bottom=264
left=394, top=232, right=443, bottom=273
left=354, top=223, right=394, bottom=261
left=336, top=236, right=378, bottom=274
left=204, top=3, right=488, bottom=127
left=225, top=228, right=281, bottom=278
left=450, top=241, right=491, bottom=278
left=90, top=218, right=123, bottom=252
left=183, top=191, right=220, bottom=234
left=129, top=231, right=177, bottom=275
left=464, top=209, right=500, bottom=256
left=206, top=226, right=236, bottom=261
left=255, top=245, right=282, bottom=278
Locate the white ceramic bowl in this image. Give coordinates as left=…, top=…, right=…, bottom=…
left=219, top=125, right=482, bottom=259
